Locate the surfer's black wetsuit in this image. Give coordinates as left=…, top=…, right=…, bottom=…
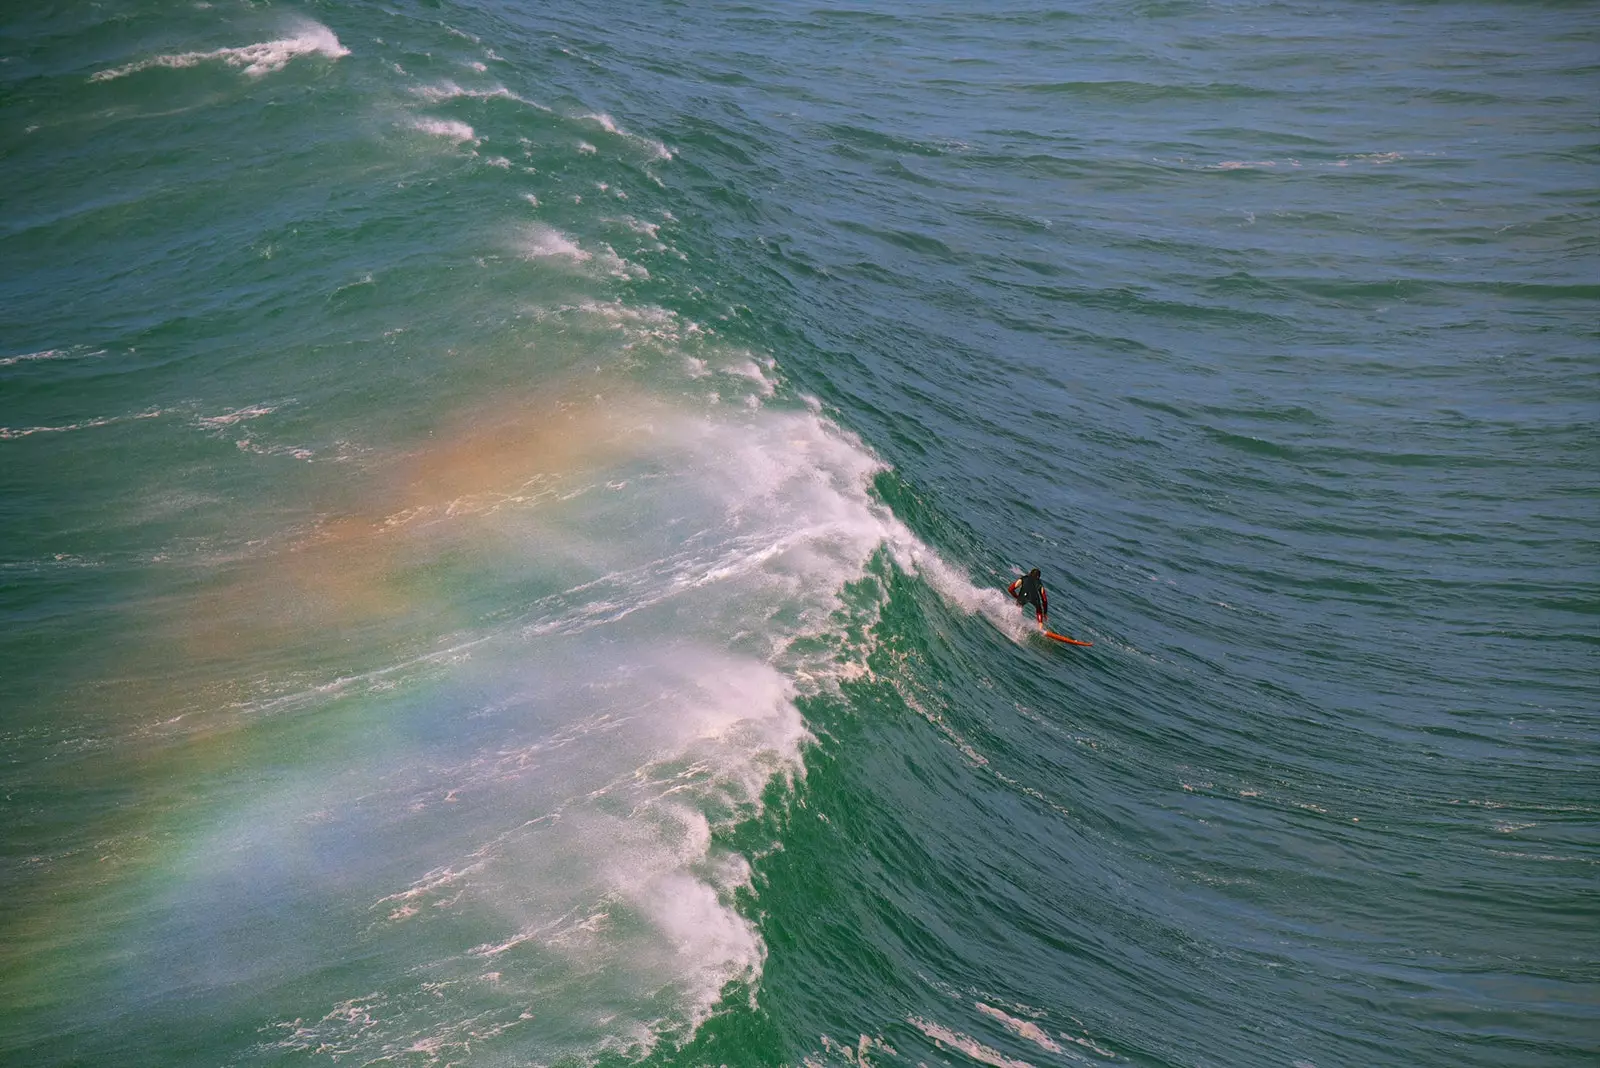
left=1008, top=570, right=1049, bottom=624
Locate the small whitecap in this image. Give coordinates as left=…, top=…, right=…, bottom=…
left=722, top=357, right=777, bottom=397
left=196, top=404, right=277, bottom=428
left=413, top=118, right=476, bottom=144
left=608, top=216, right=659, bottom=238
left=411, top=81, right=551, bottom=112
left=411, top=79, right=466, bottom=102
left=578, top=111, right=673, bottom=160
left=519, top=224, right=591, bottom=263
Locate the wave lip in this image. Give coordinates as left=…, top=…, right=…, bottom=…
left=89, top=20, right=350, bottom=82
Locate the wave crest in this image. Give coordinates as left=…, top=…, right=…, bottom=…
left=90, top=20, right=349, bottom=82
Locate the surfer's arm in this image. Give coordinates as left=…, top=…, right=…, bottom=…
left=1007, top=578, right=1021, bottom=600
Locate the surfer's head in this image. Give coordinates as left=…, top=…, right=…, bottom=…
left=1029, top=568, right=1041, bottom=579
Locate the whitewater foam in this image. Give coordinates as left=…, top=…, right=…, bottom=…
left=89, top=20, right=349, bottom=82
left=0, top=347, right=96, bottom=368
left=976, top=1003, right=1067, bottom=1055
left=519, top=223, right=591, bottom=262
left=195, top=404, right=277, bottom=428
left=908, top=1017, right=1039, bottom=1068
left=516, top=225, right=647, bottom=279
left=606, top=214, right=663, bottom=240
left=0, top=407, right=167, bottom=440
left=409, top=80, right=550, bottom=110
left=411, top=117, right=477, bottom=144
left=579, top=112, right=674, bottom=161
left=241, top=646, right=805, bottom=1061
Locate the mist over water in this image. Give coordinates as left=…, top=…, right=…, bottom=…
left=3, top=2, right=1595, bottom=1067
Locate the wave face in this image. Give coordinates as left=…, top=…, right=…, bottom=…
left=2, top=2, right=1594, bottom=1067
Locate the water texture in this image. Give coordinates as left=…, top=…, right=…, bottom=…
left=2, top=2, right=1595, bottom=1066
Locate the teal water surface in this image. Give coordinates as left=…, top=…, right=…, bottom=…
left=2, top=2, right=1596, bottom=1067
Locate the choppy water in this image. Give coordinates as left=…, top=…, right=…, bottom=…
left=2, top=2, right=1595, bottom=1066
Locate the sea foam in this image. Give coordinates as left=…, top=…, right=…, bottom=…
left=411, top=117, right=477, bottom=144
left=90, top=20, right=349, bottom=82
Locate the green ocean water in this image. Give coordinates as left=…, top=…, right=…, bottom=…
left=2, top=2, right=1596, bottom=1066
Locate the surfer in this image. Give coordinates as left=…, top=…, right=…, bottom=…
left=1008, top=568, right=1049, bottom=625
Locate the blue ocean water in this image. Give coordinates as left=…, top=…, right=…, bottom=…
left=2, top=2, right=1595, bottom=1066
